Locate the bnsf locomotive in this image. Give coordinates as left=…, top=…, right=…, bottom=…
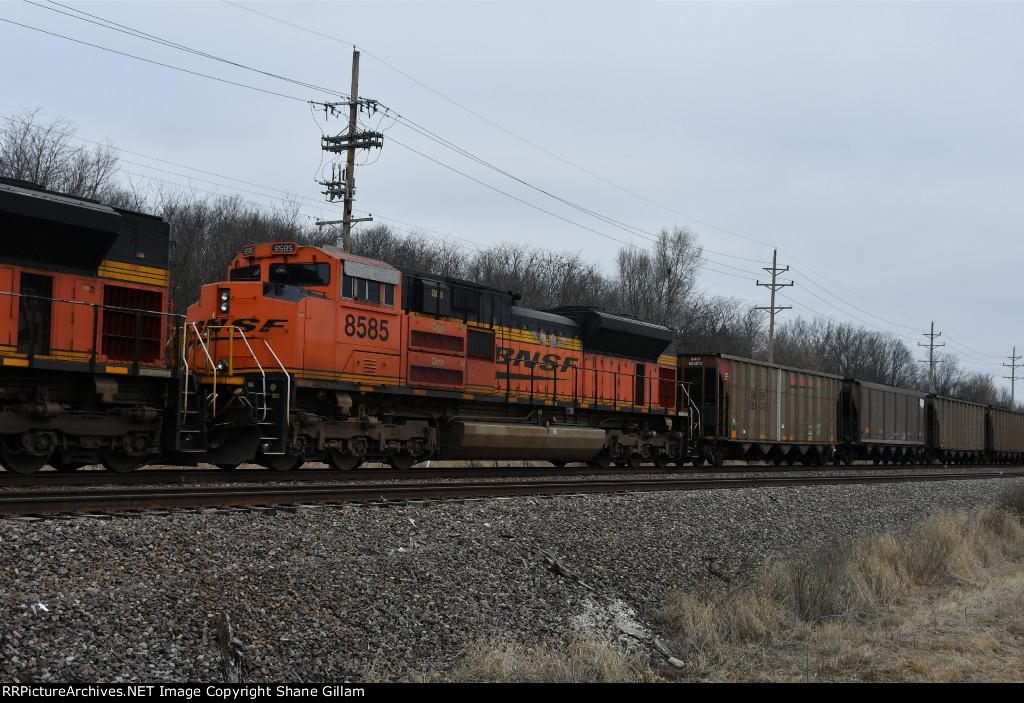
left=184, top=242, right=689, bottom=470
left=0, top=178, right=691, bottom=473
left=0, top=177, right=180, bottom=473
left=2, top=178, right=1022, bottom=475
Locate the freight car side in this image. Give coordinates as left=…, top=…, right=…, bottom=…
left=681, top=353, right=842, bottom=465
left=840, top=380, right=926, bottom=465
left=986, top=405, right=1024, bottom=464
left=927, top=395, right=986, bottom=464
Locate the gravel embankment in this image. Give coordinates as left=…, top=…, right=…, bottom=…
left=1, top=477, right=1021, bottom=682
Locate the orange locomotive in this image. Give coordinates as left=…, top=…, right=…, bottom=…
left=184, top=241, right=692, bottom=470
left=0, top=177, right=178, bottom=473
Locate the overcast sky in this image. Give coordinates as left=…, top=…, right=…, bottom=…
left=2, top=1, right=1022, bottom=389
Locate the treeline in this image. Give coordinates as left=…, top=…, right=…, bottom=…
left=1, top=109, right=1017, bottom=409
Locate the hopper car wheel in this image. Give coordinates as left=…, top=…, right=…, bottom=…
left=99, top=448, right=144, bottom=474
left=652, top=454, right=670, bottom=469
left=51, top=460, right=85, bottom=473
left=0, top=436, right=51, bottom=475
left=328, top=451, right=363, bottom=471
left=264, top=454, right=303, bottom=472
left=550, top=461, right=568, bottom=468
left=691, top=456, right=705, bottom=467
left=626, top=454, right=644, bottom=469
left=216, top=463, right=241, bottom=471
left=388, top=452, right=417, bottom=471
left=589, top=454, right=613, bottom=469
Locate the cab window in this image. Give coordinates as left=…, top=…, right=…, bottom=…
left=268, top=263, right=330, bottom=287
left=342, top=274, right=395, bottom=306
left=229, top=265, right=261, bottom=281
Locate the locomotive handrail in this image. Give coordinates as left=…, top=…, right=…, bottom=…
left=261, top=339, right=291, bottom=438
left=179, top=323, right=191, bottom=423
left=231, top=327, right=269, bottom=423
left=189, top=322, right=218, bottom=416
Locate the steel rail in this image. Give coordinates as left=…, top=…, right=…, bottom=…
left=1, top=471, right=1022, bottom=516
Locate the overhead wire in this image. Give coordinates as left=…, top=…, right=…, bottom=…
left=0, top=15, right=309, bottom=103
left=7, top=1, right=1015, bottom=376
left=29, top=0, right=346, bottom=98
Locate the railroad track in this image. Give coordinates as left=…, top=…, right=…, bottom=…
left=1, top=461, right=1014, bottom=489
left=2, top=469, right=1022, bottom=517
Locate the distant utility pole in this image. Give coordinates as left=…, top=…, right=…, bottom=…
left=918, top=321, right=945, bottom=393
left=755, top=249, right=793, bottom=364
left=316, top=48, right=383, bottom=252
left=1004, top=346, right=1022, bottom=405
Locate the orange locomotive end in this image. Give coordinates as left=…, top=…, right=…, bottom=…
left=0, top=178, right=174, bottom=474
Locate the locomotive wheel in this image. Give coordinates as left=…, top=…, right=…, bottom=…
left=328, top=451, right=363, bottom=471
left=99, top=448, right=144, bottom=474
left=263, top=454, right=303, bottom=472
left=388, top=452, right=417, bottom=471
left=0, top=437, right=50, bottom=475
left=51, top=460, right=85, bottom=473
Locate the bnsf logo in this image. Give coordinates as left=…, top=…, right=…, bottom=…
left=195, top=318, right=289, bottom=334
left=496, top=346, right=579, bottom=372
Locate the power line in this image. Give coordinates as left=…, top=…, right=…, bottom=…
left=8, top=4, right=1017, bottom=374
left=28, top=0, right=346, bottom=97
left=0, top=15, right=309, bottom=102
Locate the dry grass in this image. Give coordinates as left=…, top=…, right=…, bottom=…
left=421, top=484, right=1024, bottom=682
left=655, top=483, right=1024, bottom=682
left=433, top=635, right=659, bottom=683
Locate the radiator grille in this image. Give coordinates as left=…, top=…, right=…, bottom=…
left=101, top=285, right=163, bottom=363
left=410, top=329, right=464, bottom=353
left=409, top=365, right=463, bottom=387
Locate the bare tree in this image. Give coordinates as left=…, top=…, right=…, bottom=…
left=677, top=294, right=765, bottom=357
left=955, top=371, right=999, bottom=405
left=351, top=225, right=466, bottom=279
left=162, top=190, right=329, bottom=312
left=0, top=108, right=119, bottom=199
left=614, top=226, right=702, bottom=327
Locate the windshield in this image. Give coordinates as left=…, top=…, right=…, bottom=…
left=268, top=262, right=330, bottom=287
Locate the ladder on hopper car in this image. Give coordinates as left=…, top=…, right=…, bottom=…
left=679, top=380, right=701, bottom=460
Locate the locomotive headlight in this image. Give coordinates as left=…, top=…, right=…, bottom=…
left=218, top=289, right=230, bottom=314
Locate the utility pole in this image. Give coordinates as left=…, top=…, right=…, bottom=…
left=918, top=321, right=945, bottom=393
left=1004, top=346, right=1021, bottom=405
left=316, top=48, right=383, bottom=252
left=755, top=249, right=793, bottom=364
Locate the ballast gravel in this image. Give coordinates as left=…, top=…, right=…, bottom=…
left=1, top=477, right=1022, bottom=682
